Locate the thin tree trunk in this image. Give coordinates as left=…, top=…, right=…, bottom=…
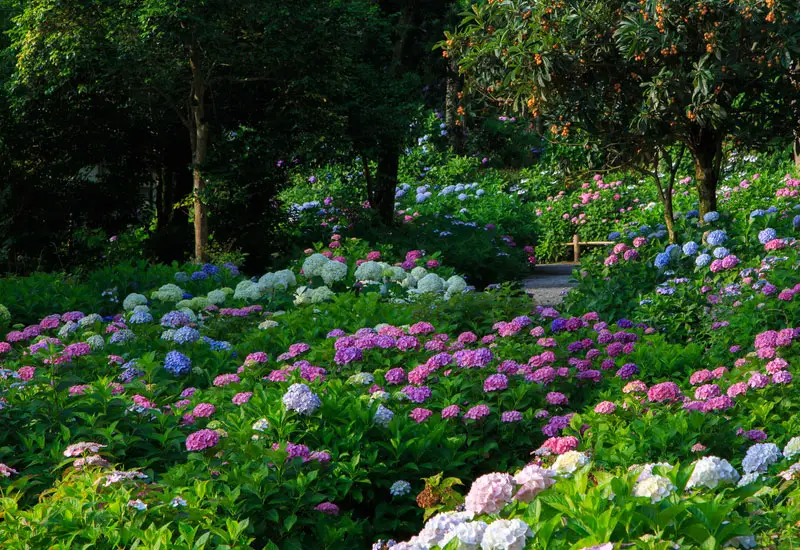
left=189, top=43, right=209, bottom=263
left=687, top=127, right=722, bottom=218
left=445, top=59, right=464, bottom=154
left=794, top=136, right=800, bottom=169
left=375, top=145, right=399, bottom=224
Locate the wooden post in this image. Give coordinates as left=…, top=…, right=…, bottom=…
left=572, top=233, right=580, bottom=263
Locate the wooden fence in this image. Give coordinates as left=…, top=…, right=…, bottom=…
left=561, top=234, right=614, bottom=262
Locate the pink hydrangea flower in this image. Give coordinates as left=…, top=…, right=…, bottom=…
left=463, top=404, right=490, bottom=420
left=441, top=405, right=461, bottom=419
left=647, top=382, right=681, bottom=403
left=464, top=472, right=515, bottom=514
left=192, top=403, right=216, bottom=418
left=594, top=401, right=616, bottom=414
left=232, top=392, right=253, bottom=405
left=185, top=429, right=220, bottom=451
left=213, top=373, right=241, bottom=387
left=409, top=408, right=433, bottom=423
left=513, top=464, right=555, bottom=502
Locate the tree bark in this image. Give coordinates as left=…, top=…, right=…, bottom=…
left=445, top=58, right=464, bottom=154
left=189, top=43, right=209, bottom=263
left=687, top=127, right=722, bottom=218
left=374, top=145, right=399, bottom=224
left=794, top=136, right=800, bottom=170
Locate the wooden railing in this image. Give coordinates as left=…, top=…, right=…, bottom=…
left=561, top=234, right=614, bottom=262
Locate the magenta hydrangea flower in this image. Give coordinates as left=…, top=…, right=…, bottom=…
left=748, top=372, right=770, bottom=389
left=464, top=404, right=490, bottom=420
left=408, top=322, right=435, bottom=335
left=232, top=392, right=252, bottom=405
left=694, top=384, right=721, bottom=400
left=546, top=392, right=568, bottom=406
left=484, top=374, right=509, bottom=392
left=539, top=435, right=578, bottom=455
left=501, top=410, right=523, bottom=423
left=402, top=385, right=432, bottom=403
left=185, top=429, right=220, bottom=451
left=409, top=408, right=433, bottom=423
left=647, top=382, right=681, bottom=403
left=594, top=401, right=616, bottom=414
left=334, top=347, right=363, bottom=365
left=441, top=405, right=461, bottom=419
left=192, top=403, right=216, bottom=418
left=213, top=373, right=241, bottom=387
left=773, top=371, right=793, bottom=384
left=314, top=502, right=339, bottom=515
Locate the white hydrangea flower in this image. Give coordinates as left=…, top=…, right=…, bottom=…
left=418, top=511, right=474, bottom=547
left=189, top=297, right=208, bottom=310
left=259, top=273, right=277, bottom=289
left=737, top=472, right=761, bottom=487
left=354, top=261, right=383, bottom=282
left=321, top=261, right=348, bottom=286
left=86, top=335, right=105, bottom=350
left=311, top=286, right=335, bottom=303
left=293, top=286, right=313, bottom=306
left=440, top=521, right=488, bottom=550
left=207, top=289, right=227, bottom=305
left=686, top=456, right=740, bottom=489
left=78, top=313, right=103, bottom=328
left=258, top=319, right=279, bottom=330
left=480, top=519, right=532, bottom=550
left=784, top=437, right=800, bottom=459
left=403, top=274, right=418, bottom=289
left=154, top=284, right=184, bottom=302
left=132, top=305, right=150, bottom=314
left=727, top=536, right=757, bottom=549
left=348, top=372, right=374, bottom=385
left=632, top=475, right=675, bottom=503
left=391, top=541, right=428, bottom=550
left=273, top=270, right=296, bottom=289
left=551, top=451, right=589, bottom=475
left=631, top=462, right=673, bottom=483
left=302, top=254, right=330, bottom=278
left=742, top=443, right=781, bottom=474
left=416, top=273, right=445, bottom=294
left=387, top=266, right=407, bottom=282
left=373, top=404, right=394, bottom=427
left=176, top=299, right=192, bottom=309
left=234, top=280, right=265, bottom=301
left=252, top=418, right=269, bottom=432
left=411, top=266, right=428, bottom=280
left=123, top=293, right=148, bottom=311
left=446, top=276, right=468, bottom=294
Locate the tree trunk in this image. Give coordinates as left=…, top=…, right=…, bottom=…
left=189, top=44, right=209, bottom=263
left=794, top=135, right=800, bottom=170
left=663, top=193, right=676, bottom=243
left=688, top=127, right=722, bottom=218
left=374, top=145, right=399, bottom=225
left=445, top=59, right=464, bottom=154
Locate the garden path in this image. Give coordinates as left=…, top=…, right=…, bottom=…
left=522, top=263, right=576, bottom=306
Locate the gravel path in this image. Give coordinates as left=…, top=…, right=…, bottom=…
left=522, top=263, right=577, bottom=306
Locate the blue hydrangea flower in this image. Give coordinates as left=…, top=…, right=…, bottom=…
left=223, top=262, right=240, bottom=276
left=182, top=293, right=193, bottom=300
left=706, top=230, right=727, bottom=247
left=750, top=209, right=765, bottom=218
left=173, top=326, right=200, bottom=344
left=654, top=252, right=670, bottom=269
left=203, top=336, right=232, bottom=351
left=794, top=215, right=800, bottom=229
left=685, top=210, right=699, bottom=219
left=682, top=241, right=699, bottom=256
left=190, top=271, right=207, bottom=281
left=713, top=247, right=730, bottom=259
left=109, top=329, right=135, bottom=345
left=128, top=311, right=153, bottom=325
left=758, top=228, right=777, bottom=245
left=627, top=231, right=638, bottom=239
left=174, top=272, right=189, bottom=283
left=696, top=254, right=712, bottom=267
left=639, top=225, right=650, bottom=234
left=202, top=264, right=220, bottom=276
left=665, top=244, right=680, bottom=256
left=608, top=232, right=621, bottom=240
left=550, top=318, right=568, bottom=333
left=160, top=311, right=192, bottom=328
left=703, top=211, right=720, bottom=223
left=282, top=383, right=321, bottom=415
left=164, top=351, right=192, bottom=376
left=389, top=480, right=412, bottom=497
left=766, top=206, right=778, bottom=214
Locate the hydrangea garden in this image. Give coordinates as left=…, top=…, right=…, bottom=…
left=3, top=1, right=800, bottom=549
